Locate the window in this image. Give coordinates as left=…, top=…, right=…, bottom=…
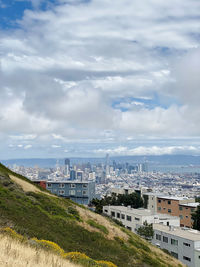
left=168, top=200, right=171, bottom=205
left=158, top=207, right=161, bottom=211
left=117, top=212, right=120, bottom=219
left=156, top=234, right=161, bottom=241
left=82, top=184, right=88, bottom=188
left=70, top=184, right=76, bottom=188
left=59, top=190, right=65, bottom=195
left=104, top=209, right=108, bottom=213
left=168, top=209, right=171, bottom=213
left=82, top=190, right=87, bottom=195
left=183, top=256, right=191, bottom=262
left=163, top=236, right=168, bottom=243
left=171, top=252, right=178, bottom=259
left=127, top=226, right=132, bottom=231
left=179, top=206, right=183, bottom=211
left=171, top=239, right=178, bottom=246
left=127, top=215, right=132, bottom=221
left=121, top=214, right=125, bottom=220
left=186, top=216, right=188, bottom=218
left=111, top=211, right=115, bottom=217
left=69, top=190, right=75, bottom=195
left=183, top=242, right=190, bottom=247
left=135, top=217, right=140, bottom=221
left=47, top=183, right=52, bottom=187
left=158, top=199, right=161, bottom=203
left=59, top=183, right=65, bottom=188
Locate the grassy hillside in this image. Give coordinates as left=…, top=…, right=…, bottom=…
left=0, top=232, right=79, bottom=267
left=0, top=163, right=184, bottom=267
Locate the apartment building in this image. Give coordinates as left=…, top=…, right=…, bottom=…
left=152, top=224, right=200, bottom=267
left=34, top=180, right=95, bottom=205
left=103, top=206, right=180, bottom=232
left=142, top=192, right=163, bottom=212
left=156, top=196, right=198, bottom=227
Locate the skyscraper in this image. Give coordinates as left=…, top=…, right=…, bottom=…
left=65, top=158, right=70, bottom=176
left=105, top=153, right=110, bottom=176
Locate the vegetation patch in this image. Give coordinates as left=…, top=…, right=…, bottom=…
left=64, top=252, right=117, bottom=267
left=87, top=219, right=109, bottom=234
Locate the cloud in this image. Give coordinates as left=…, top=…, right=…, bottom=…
left=95, top=145, right=200, bottom=156
left=24, top=144, right=32, bottom=149
left=0, top=0, right=200, bottom=158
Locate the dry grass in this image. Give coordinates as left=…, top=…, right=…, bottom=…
left=0, top=234, right=79, bottom=267
left=76, top=206, right=128, bottom=241
left=9, top=175, right=55, bottom=197
left=150, top=245, right=186, bottom=267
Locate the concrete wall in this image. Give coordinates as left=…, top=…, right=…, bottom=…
left=103, top=206, right=180, bottom=233
left=152, top=228, right=198, bottom=267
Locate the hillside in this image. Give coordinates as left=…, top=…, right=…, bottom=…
left=0, top=163, right=184, bottom=267
left=0, top=232, right=79, bottom=267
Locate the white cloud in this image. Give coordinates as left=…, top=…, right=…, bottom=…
left=95, top=145, right=199, bottom=156
left=0, top=0, right=200, bottom=158
left=24, top=144, right=32, bottom=149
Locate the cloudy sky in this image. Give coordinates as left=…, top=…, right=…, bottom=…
left=0, top=0, right=200, bottom=159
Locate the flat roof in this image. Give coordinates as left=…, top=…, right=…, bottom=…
left=179, top=202, right=199, bottom=207
left=40, top=180, right=92, bottom=184
left=157, top=196, right=194, bottom=201
left=153, top=224, right=200, bottom=241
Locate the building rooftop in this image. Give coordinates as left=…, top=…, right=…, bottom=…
left=179, top=202, right=199, bottom=207
left=158, top=196, right=194, bottom=201
left=153, top=224, right=200, bottom=241
left=34, top=180, right=92, bottom=184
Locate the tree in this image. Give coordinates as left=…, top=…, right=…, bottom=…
left=195, top=197, right=200, bottom=203
left=90, top=192, right=144, bottom=214
left=143, top=195, right=149, bottom=209
left=192, top=205, right=200, bottom=231
left=136, top=221, right=154, bottom=241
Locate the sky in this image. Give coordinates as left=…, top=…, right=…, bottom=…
left=0, top=0, right=200, bottom=159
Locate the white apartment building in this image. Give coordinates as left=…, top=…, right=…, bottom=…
left=152, top=224, right=200, bottom=267
left=103, top=206, right=180, bottom=232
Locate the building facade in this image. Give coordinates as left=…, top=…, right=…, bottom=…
left=103, top=206, right=180, bottom=232
left=156, top=196, right=198, bottom=227
left=34, top=180, right=95, bottom=205
left=152, top=224, right=200, bottom=267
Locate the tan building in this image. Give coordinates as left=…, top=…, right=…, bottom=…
left=157, top=196, right=198, bottom=228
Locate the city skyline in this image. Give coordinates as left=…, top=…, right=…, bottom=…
left=0, top=0, right=200, bottom=159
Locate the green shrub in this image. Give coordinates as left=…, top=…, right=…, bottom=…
left=87, top=219, right=108, bottom=234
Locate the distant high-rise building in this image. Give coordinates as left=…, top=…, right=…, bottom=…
left=89, top=172, right=95, bottom=180
left=113, top=160, right=117, bottom=170
left=70, top=170, right=76, bottom=180
left=105, top=153, right=110, bottom=176
left=65, top=158, right=70, bottom=176
left=77, top=171, right=83, bottom=181
left=138, top=163, right=148, bottom=172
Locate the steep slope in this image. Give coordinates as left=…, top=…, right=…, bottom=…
left=0, top=163, right=184, bottom=267
left=0, top=233, right=79, bottom=267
